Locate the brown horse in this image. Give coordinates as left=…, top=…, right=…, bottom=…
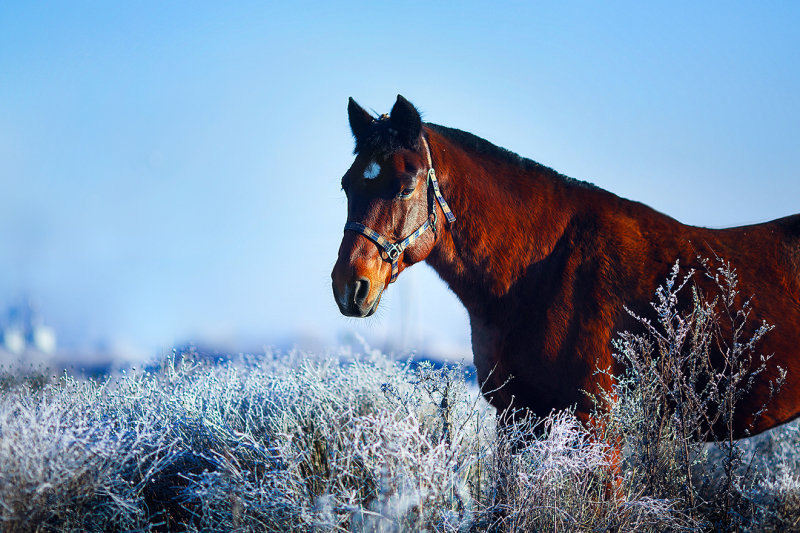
left=331, top=95, right=800, bottom=438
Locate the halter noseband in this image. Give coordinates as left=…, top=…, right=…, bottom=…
left=343, top=137, right=456, bottom=283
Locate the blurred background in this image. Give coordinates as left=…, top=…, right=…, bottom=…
left=1, top=2, right=798, bottom=371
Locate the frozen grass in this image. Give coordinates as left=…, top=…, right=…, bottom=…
left=1, top=262, right=799, bottom=531
left=0, top=348, right=695, bottom=532
left=6, top=348, right=796, bottom=532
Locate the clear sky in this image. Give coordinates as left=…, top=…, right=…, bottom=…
left=1, top=2, right=798, bottom=360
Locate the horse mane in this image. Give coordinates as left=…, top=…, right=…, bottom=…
left=355, top=115, right=599, bottom=191
left=426, top=123, right=600, bottom=191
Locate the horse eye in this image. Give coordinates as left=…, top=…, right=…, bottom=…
left=399, top=187, right=415, bottom=199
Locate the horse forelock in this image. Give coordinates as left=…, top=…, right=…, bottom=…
left=353, top=115, right=422, bottom=156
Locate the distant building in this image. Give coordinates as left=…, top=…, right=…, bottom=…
left=1, top=301, right=57, bottom=355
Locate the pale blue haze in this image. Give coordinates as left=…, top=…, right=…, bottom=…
left=1, top=2, right=798, bottom=359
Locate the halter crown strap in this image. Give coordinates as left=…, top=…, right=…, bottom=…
left=428, top=168, right=456, bottom=224
left=420, top=136, right=456, bottom=226
left=344, top=136, right=455, bottom=283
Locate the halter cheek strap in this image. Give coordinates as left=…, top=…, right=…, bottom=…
left=429, top=166, right=456, bottom=225
left=343, top=139, right=456, bottom=283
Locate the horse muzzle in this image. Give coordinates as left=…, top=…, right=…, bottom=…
left=332, top=229, right=392, bottom=317
left=332, top=278, right=382, bottom=317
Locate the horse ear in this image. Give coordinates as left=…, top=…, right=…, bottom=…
left=348, top=97, right=373, bottom=145
left=389, top=94, right=422, bottom=147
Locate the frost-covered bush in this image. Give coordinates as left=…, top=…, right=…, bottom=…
left=0, top=346, right=698, bottom=532
left=702, top=417, right=800, bottom=530
left=0, top=351, right=492, bottom=531
left=598, top=256, right=799, bottom=531
left=483, top=410, right=693, bottom=532
left=1, top=257, right=799, bottom=532
left=0, top=374, right=177, bottom=532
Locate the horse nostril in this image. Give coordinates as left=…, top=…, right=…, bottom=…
left=353, top=278, right=370, bottom=306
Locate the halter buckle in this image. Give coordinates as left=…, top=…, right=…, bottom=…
left=385, top=245, right=401, bottom=261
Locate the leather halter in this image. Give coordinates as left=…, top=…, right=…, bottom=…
left=343, top=137, right=456, bottom=283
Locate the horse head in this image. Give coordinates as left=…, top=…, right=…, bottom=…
left=331, top=95, right=454, bottom=317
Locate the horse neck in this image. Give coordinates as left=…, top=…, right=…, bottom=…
left=423, top=127, right=583, bottom=309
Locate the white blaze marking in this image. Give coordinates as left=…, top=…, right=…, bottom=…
left=363, top=160, right=380, bottom=180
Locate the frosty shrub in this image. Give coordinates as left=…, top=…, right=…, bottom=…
left=483, top=409, right=695, bottom=532
left=0, top=373, right=178, bottom=532
left=0, top=346, right=698, bottom=532
left=712, top=419, right=800, bottom=530
left=599, top=256, right=795, bottom=531
left=1, top=259, right=798, bottom=531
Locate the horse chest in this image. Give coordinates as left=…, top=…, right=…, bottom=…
left=468, top=305, right=605, bottom=416
left=469, top=313, right=557, bottom=406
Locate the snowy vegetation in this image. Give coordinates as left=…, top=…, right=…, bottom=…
left=1, top=260, right=799, bottom=532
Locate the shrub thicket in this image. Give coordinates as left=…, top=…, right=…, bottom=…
left=0, top=258, right=798, bottom=532
left=597, top=257, right=791, bottom=531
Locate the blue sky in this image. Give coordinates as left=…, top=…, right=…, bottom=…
left=1, top=2, right=798, bottom=359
